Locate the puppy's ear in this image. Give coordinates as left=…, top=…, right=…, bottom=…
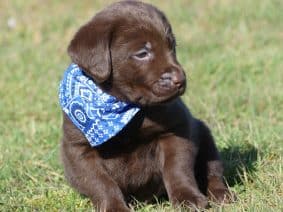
left=68, top=17, right=112, bottom=83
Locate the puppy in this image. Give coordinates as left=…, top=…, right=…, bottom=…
left=59, top=1, right=231, bottom=211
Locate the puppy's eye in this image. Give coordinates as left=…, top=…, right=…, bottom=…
left=132, top=49, right=151, bottom=61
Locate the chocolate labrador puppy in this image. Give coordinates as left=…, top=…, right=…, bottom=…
left=59, top=1, right=231, bottom=211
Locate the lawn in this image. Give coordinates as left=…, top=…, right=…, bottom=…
left=0, top=0, right=282, bottom=211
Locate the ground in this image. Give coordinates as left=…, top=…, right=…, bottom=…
left=0, top=0, right=282, bottom=211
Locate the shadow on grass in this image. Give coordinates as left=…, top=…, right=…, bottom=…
left=221, top=144, right=258, bottom=187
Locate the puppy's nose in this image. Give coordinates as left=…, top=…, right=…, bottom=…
left=172, top=73, right=186, bottom=89
left=161, top=70, right=185, bottom=89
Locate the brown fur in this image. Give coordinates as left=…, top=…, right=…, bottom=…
left=61, top=1, right=231, bottom=211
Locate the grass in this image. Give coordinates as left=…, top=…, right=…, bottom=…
left=0, top=0, right=282, bottom=211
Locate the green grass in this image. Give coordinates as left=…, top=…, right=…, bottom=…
left=1, top=0, right=282, bottom=211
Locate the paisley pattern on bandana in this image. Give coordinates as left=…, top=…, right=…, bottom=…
left=59, top=64, right=140, bottom=147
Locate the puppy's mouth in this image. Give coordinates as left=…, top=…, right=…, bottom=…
left=151, top=71, right=186, bottom=100
left=116, top=70, right=187, bottom=106
left=132, top=72, right=186, bottom=106
left=127, top=81, right=186, bottom=106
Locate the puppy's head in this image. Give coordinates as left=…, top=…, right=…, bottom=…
left=68, top=0, right=186, bottom=106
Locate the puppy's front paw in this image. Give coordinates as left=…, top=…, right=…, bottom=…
left=104, top=207, right=131, bottom=212
left=97, top=205, right=131, bottom=212
left=170, top=190, right=208, bottom=209
left=207, top=176, right=236, bottom=204
left=191, top=194, right=209, bottom=209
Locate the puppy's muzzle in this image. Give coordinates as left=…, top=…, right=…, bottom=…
left=153, top=68, right=186, bottom=97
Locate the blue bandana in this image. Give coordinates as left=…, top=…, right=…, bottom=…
left=59, top=63, right=140, bottom=147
